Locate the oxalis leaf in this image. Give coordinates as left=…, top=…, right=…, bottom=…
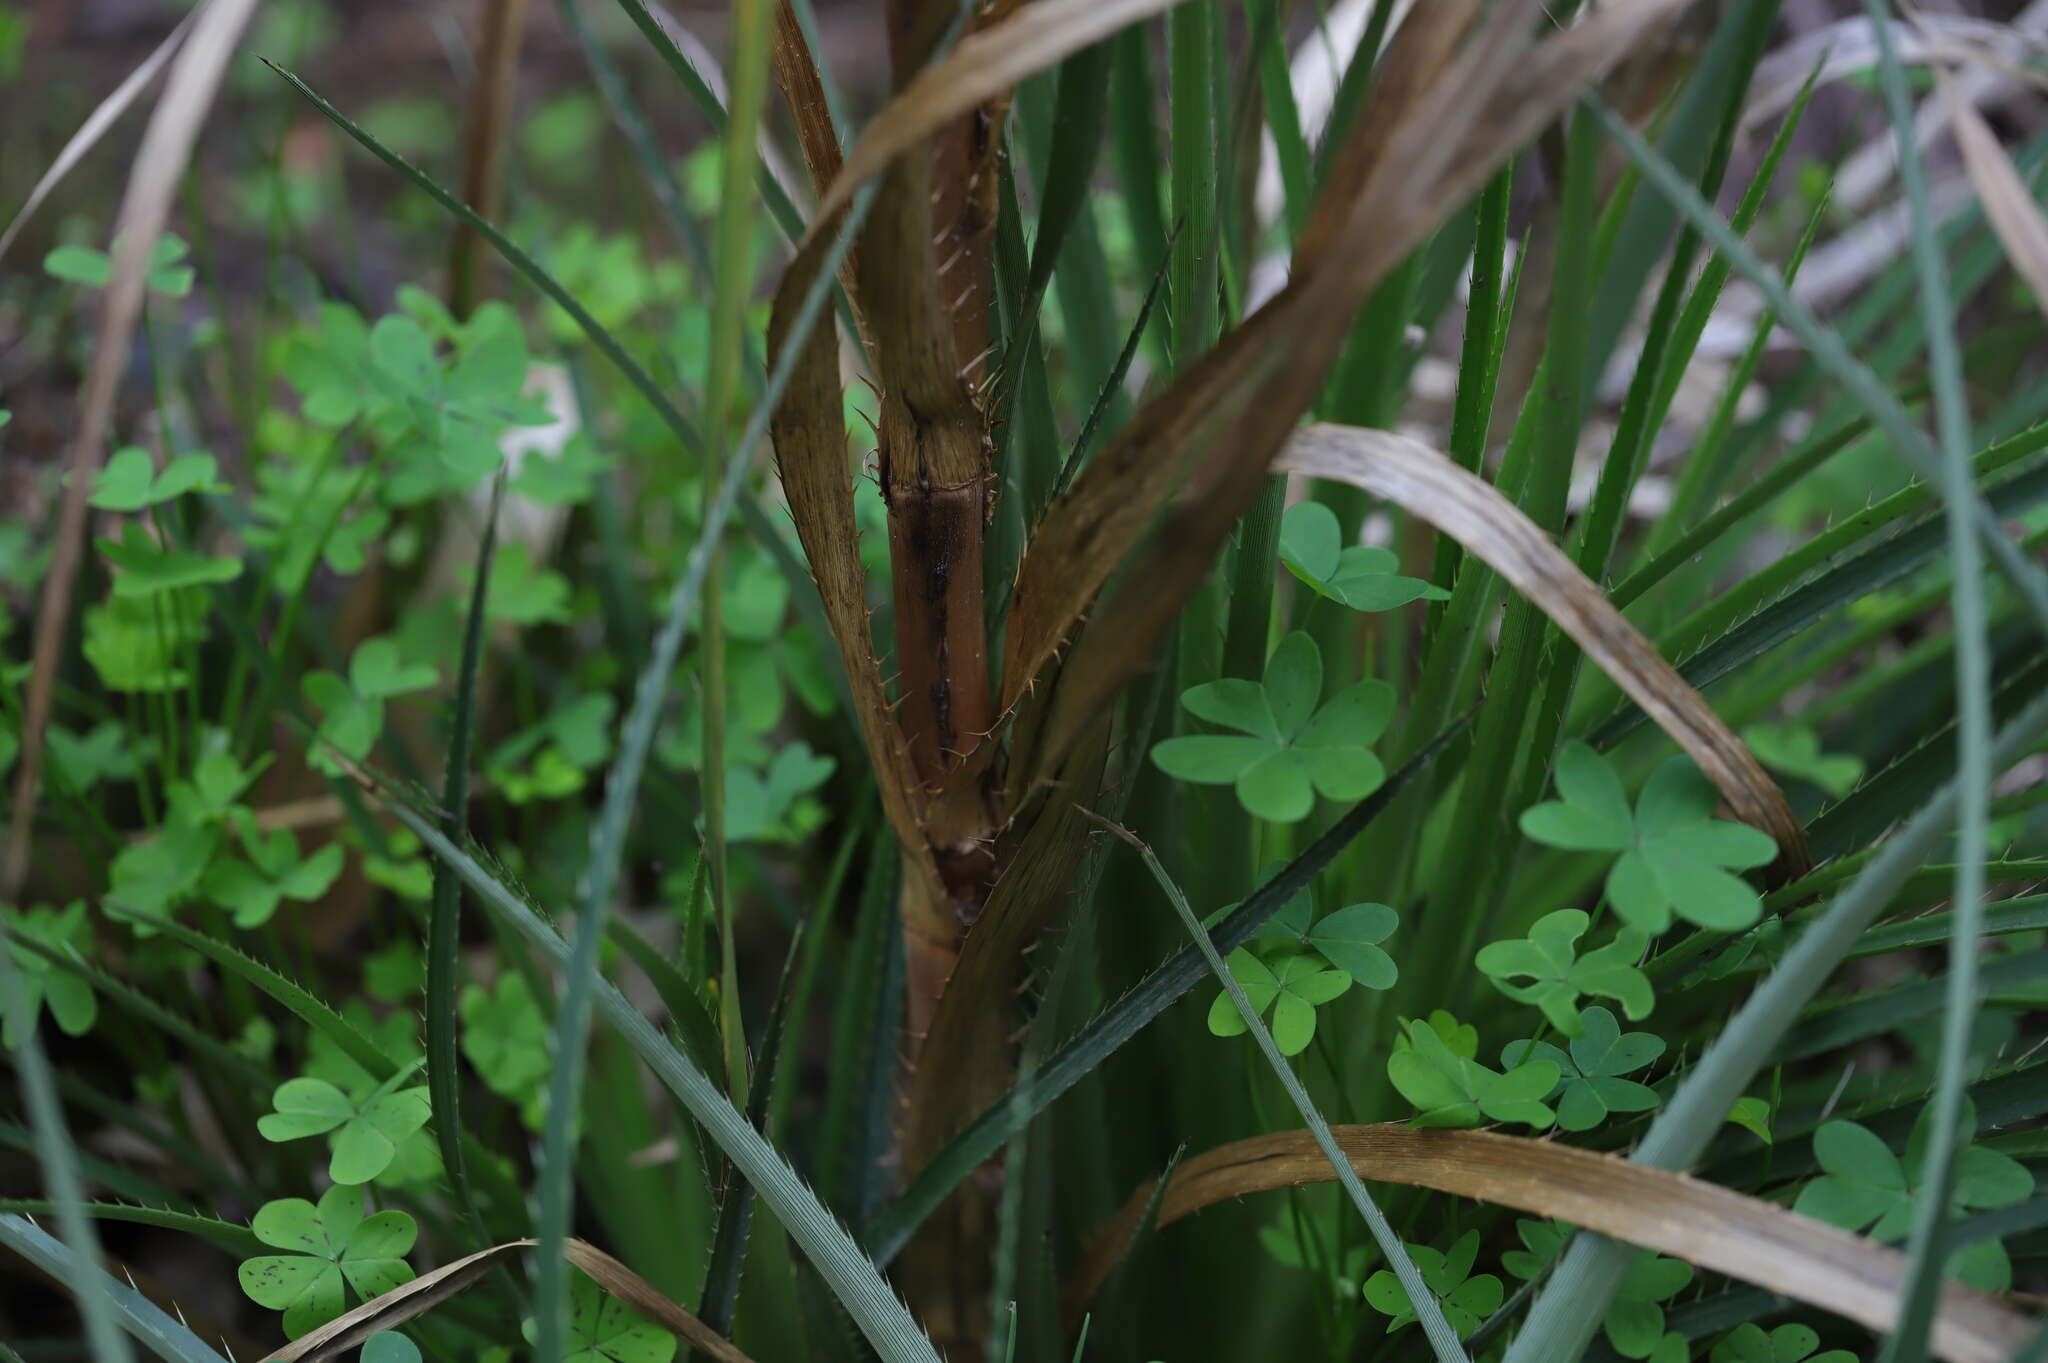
left=1476, top=910, right=1652, bottom=1036
left=1386, top=1012, right=1558, bottom=1130
left=1205, top=949, right=1351, bottom=1055
left=1278, top=501, right=1448, bottom=612
left=521, top=1270, right=677, bottom=1363
left=238, top=1185, right=416, bottom=1339
left=1152, top=631, right=1391, bottom=822
left=89, top=447, right=225, bottom=510
left=1502, top=1007, right=1665, bottom=1133
left=257, top=1073, right=431, bottom=1185
left=1792, top=1098, right=2032, bottom=1291
left=1362, top=1230, right=1502, bottom=1339
left=1710, top=1322, right=1857, bottom=1363
left=1520, top=743, right=1777, bottom=933
left=1503, top=1223, right=1693, bottom=1360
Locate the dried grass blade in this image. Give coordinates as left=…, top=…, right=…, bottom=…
left=1275, top=424, right=1808, bottom=871
left=561, top=1240, right=759, bottom=1363
left=764, top=223, right=932, bottom=884
left=1943, top=73, right=2048, bottom=321
left=0, top=6, right=197, bottom=262
left=0, top=0, right=261, bottom=898
left=259, top=1241, right=533, bottom=1362
left=1068, top=1125, right=2034, bottom=1363
left=815, top=0, right=1195, bottom=226
left=1003, top=0, right=1691, bottom=785
left=257, top=1239, right=758, bottom=1363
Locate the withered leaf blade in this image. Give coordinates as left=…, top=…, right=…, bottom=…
left=1943, top=72, right=2048, bottom=323
left=1005, top=0, right=1693, bottom=791
left=2, top=0, right=263, bottom=898
left=259, top=1240, right=531, bottom=1363
left=1070, top=1125, right=2034, bottom=1363
left=815, top=0, right=1201, bottom=227
left=1276, top=423, right=1808, bottom=872
left=258, top=1239, right=757, bottom=1363
left=765, top=223, right=934, bottom=888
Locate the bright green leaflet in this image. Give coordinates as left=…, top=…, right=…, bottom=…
left=1204, top=949, right=1351, bottom=1055
left=1362, top=1231, right=1503, bottom=1339
left=1475, top=911, right=1652, bottom=1036
left=1386, top=1014, right=1559, bottom=1130
left=1153, top=631, right=1393, bottom=822
left=1792, top=1100, right=2032, bottom=1291
left=256, top=1072, right=431, bottom=1186
left=237, top=1184, right=416, bottom=1339
left=1278, top=502, right=1448, bottom=612
left=1501, top=1006, right=1664, bottom=1133
left=1520, top=744, right=1777, bottom=932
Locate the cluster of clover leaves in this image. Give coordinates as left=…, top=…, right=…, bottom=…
left=236, top=1180, right=670, bottom=1354
left=1383, top=741, right=1787, bottom=1128
left=1203, top=877, right=1399, bottom=1056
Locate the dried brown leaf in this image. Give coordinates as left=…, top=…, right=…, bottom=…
left=1006, top=0, right=1692, bottom=792
left=260, top=1241, right=529, bottom=1363
left=2, top=0, right=261, bottom=897
left=0, top=7, right=198, bottom=264
left=764, top=249, right=931, bottom=886
left=259, top=1239, right=756, bottom=1363
left=771, top=2, right=873, bottom=359
left=1276, top=424, right=1807, bottom=870
left=1943, top=72, right=2048, bottom=323
left=1068, top=1125, right=2033, bottom=1363
left=814, top=0, right=1192, bottom=227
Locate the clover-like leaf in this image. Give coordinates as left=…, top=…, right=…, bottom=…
left=1207, top=949, right=1352, bottom=1056
left=1726, top=1095, right=1773, bottom=1144
left=1387, top=1015, right=1558, bottom=1129
left=1361, top=1230, right=1502, bottom=1338
left=97, top=523, right=241, bottom=597
left=46, top=235, right=193, bottom=296
left=1521, top=744, right=1778, bottom=933
left=351, top=637, right=437, bottom=699
left=1153, top=632, right=1392, bottom=822
left=1279, top=502, right=1449, bottom=612
left=361, top=1333, right=422, bottom=1363
left=478, top=543, right=572, bottom=626
left=1477, top=910, right=1652, bottom=1036
left=523, top=1271, right=678, bottom=1363
left=1793, top=1099, right=2032, bottom=1290
left=1307, top=903, right=1399, bottom=991
left=106, top=815, right=218, bottom=919
left=3, top=902, right=97, bottom=1048
left=1502, top=1223, right=1694, bottom=1359
left=238, top=1184, right=416, bottom=1338
left=89, top=448, right=226, bottom=511
left=1502, top=1006, right=1664, bottom=1132
left=462, top=972, right=551, bottom=1127
left=1711, top=1322, right=1858, bottom=1363
left=258, top=1075, right=431, bottom=1185
left=724, top=743, right=837, bottom=844
left=304, top=639, right=437, bottom=775
left=46, top=721, right=145, bottom=794
left=204, top=818, right=344, bottom=929
left=1742, top=723, right=1863, bottom=799
left=1605, top=1252, right=1695, bottom=1358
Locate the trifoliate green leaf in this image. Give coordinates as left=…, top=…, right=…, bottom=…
left=238, top=1184, right=416, bottom=1338
left=1206, top=949, right=1352, bottom=1055
left=1153, top=632, right=1392, bottom=822
left=1520, top=744, right=1777, bottom=932
left=1476, top=909, right=1652, bottom=1035
left=1278, top=502, right=1448, bottom=612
